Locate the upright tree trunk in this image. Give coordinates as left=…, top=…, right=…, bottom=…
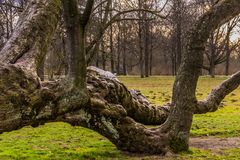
left=9, top=3, right=13, bottom=33
left=109, top=2, right=114, bottom=73
left=172, top=0, right=183, bottom=74
left=209, top=60, right=215, bottom=78
left=101, top=41, right=106, bottom=70
left=95, top=44, right=100, bottom=67
left=63, top=6, right=86, bottom=88
left=209, top=34, right=216, bottom=78
left=139, top=26, right=144, bottom=78
left=122, top=20, right=127, bottom=75
left=117, top=27, right=121, bottom=75
left=138, top=0, right=144, bottom=78
left=149, top=24, right=153, bottom=76
left=6, top=20, right=9, bottom=39
left=176, top=19, right=182, bottom=72
left=225, top=37, right=230, bottom=76
left=161, top=0, right=240, bottom=152
left=144, top=19, right=150, bottom=77
left=110, top=25, right=114, bottom=72
left=62, top=0, right=94, bottom=89
left=149, top=49, right=153, bottom=76
left=171, top=35, right=177, bottom=75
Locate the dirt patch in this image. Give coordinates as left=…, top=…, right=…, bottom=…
left=190, top=136, right=240, bottom=150
left=123, top=137, right=240, bottom=159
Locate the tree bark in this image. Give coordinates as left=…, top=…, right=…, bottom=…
left=163, top=0, right=240, bottom=152
left=37, top=59, right=45, bottom=81
left=122, top=20, right=127, bottom=76
left=0, top=0, right=61, bottom=73
left=0, top=64, right=170, bottom=149
left=138, top=0, right=144, bottom=78
left=171, top=35, right=177, bottom=75
left=101, top=42, right=106, bottom=70
left=144, top=19, right=150, bottom=77
left=117, top=26, right=121, bottom=75
left=62, top=0, right=90, bottom=89
left=109, top=2, right=115, bottom=73
left=209, top=33, right=216, bottom=78
left=225, top=36, right=230, bottom=76
left=171, top=0, right=183, bottom=75
left=149, top=24, right=153, bottom=76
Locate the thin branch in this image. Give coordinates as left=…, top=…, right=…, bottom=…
left=0, top=2, right=23, bottom=11
left=80, top=0, right=95, bottom=27
left=195, top=71, right=240, bottom=114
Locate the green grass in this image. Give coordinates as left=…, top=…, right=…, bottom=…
left=166, top=148, right=240, bottom=160
left=118, top=76, right=240, bottom=137
left=0, top=123, right=123, bottom=160
left=0, top=76, right=240, bottom=159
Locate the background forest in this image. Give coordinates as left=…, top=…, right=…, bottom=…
left=1, top=0, right=240, bottom=78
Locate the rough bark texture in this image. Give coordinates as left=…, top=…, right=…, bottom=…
left=86, top=66, right=170, bottom=125
left=195, top=71, right=240, bottom=114
left=0, top=65, right=170, bottom=153
left=0, top=0, right=61, bottom=72
left=62, top=0, right=92, bottom=89
left=163, top=0, right=240, bottom=152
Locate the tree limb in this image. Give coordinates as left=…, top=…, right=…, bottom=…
left=195, top=71, right=240, bottom=114
left=0, top=0, right=61, bottom=72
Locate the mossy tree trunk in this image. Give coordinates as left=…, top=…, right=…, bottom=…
left=1, top=0, right=240, bottom=155
left=62, top=0, right=94, bottom=89
left=161, top=0, right=240, bottom=152
left=0, top=0, right=61, bottom=74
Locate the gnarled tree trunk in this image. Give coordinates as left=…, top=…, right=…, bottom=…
left=162, top=0, right=240, bottom=152
left=0, top=0, right=61, bottom=73
left=1, top=0, right=240, bottom=155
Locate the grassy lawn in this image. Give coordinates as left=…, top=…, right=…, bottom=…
left=0, top=76, right=240, bottom=159
left=119, top=76, right=240, bottom=137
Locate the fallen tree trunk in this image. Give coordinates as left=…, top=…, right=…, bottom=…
left=86, top=66, right=170, bottom=125
left=0, top=64, right=170, bottom=153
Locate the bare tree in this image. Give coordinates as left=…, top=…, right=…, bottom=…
left=203, top=17, right=240, bottom=77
